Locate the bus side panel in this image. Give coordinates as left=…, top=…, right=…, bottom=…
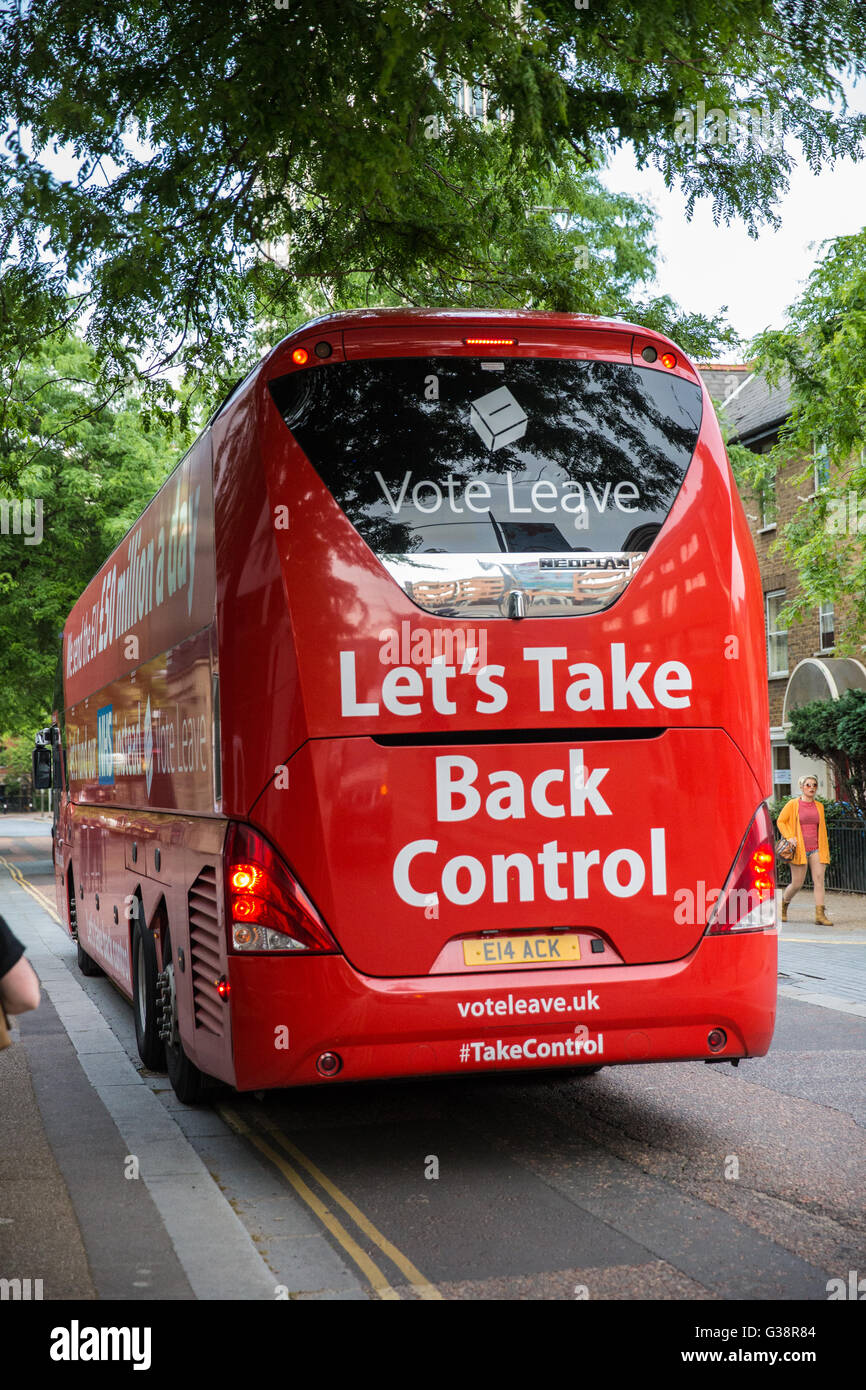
left=64, top=801, right=235, bottom=1083
left=116, top=809, right=233, bottom=1085
left=68, top=802, right=132, bottom=991
left=698, top=386, right=771, bottom=795
left=211, top=381, right=304, bottom=820
left=63, top=432, right=216, bottom=717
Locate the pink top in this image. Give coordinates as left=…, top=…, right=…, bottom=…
left=799, top=799, right=819, bottom=853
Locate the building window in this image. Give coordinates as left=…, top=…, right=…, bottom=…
left=759, top=470, right=777, bottom=527
left=772, top=744, right=791, bottom=802
left=819, top=603, right=835, bottom=651
left=813, top=440, right=830, bottom=493
left=766, top=591, right=788, bottom=677
left=468, top=84, right=485, bottom=119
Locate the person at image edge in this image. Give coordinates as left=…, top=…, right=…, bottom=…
left=0, top=912, right=41, bottom=1024
left=776, top=776, right=833, bottom=925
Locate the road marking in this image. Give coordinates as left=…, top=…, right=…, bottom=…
left=0, top=855, right=60, bottom=922
left=252, top=1107, right=442, bottom=1300
left=783, top=937, right=866, bottom=945
left=218, top=1105, right=406, bottom=1301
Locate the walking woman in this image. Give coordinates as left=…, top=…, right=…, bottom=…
left=777, top=775, right=832, bottom=924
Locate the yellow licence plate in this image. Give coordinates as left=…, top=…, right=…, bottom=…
left=462, top=934, right=581, bottom=966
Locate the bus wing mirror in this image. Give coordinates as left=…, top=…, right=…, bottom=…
left=32, top=742, right=53, bottom=790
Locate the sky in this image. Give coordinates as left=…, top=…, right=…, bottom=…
left=600, top=82, right=866, bottom=358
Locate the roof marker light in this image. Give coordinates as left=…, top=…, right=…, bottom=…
left=661, top=351, right=678, bottom=370
left=292, top=347, right=309, bottom=365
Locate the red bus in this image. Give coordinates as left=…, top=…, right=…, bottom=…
left=35, top=309, right=776, bottom=1103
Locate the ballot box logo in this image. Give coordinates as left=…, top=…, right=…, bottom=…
left=469, top=386, right=528, bottom=452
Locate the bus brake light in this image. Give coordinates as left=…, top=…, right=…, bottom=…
left=226, top=823, right=337, bottom=954
left=230, top=864, right=266, bottom=893
left=706, top=805, right=777, bottom=934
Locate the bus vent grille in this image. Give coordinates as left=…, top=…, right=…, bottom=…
left=188, top=866, right=223, bottom=1036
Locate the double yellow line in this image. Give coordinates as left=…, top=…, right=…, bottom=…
left=0, top=853, right=60, bottom=922
left=218, top=1104, right=442, bottom=1301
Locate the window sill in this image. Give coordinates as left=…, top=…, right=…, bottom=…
left=814, top=648, right=836, bottom=657
left=757, top=524, right=777, bottom=534
left=768, top=672, right=789, bottom=681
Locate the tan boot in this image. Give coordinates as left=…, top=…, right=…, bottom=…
left=815, top=906, right=833, bottom=926
left=781, top=899, right=788, bottom=923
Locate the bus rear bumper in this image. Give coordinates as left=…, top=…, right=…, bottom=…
left=223, top=930, right=777, bottom=1091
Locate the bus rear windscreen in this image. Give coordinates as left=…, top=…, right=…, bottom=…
left=269, top=356, right=703, bottom=617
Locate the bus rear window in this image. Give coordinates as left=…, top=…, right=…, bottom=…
left=269, top=356, right=703, bottom=617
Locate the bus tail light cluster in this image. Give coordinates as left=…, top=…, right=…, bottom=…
left=706, top=804, right=777, bottom=935
left=226, top=823, right=338, bottom=954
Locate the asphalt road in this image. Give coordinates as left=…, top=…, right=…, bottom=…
left=3, top=818, right=864, bottom=1305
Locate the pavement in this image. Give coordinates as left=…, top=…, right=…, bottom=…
left=1, top=814, right=864, bottom=1302
left=778, top=885, right=866, bottom=1015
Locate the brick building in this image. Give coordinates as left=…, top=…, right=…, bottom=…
left=699, top=365, right=866, bottom=803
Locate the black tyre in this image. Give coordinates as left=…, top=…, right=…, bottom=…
left=69, top=873, right=101, bottom=976
left=162, top=926, right=208, bottom=1105
left=132, top=918, right=165, bottom=1071
left=77, top=939, right=103, bottom=977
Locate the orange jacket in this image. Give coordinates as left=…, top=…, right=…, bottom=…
left=777, top=797, right=830, bottom=866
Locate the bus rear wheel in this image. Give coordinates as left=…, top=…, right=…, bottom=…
left=76, top=940, right=103, bottom=977
left=158, top=925, right=208, bottom=1105
left=69, top=873, right=101, bottom=976
left=132, top=918, right=165, bottom=1072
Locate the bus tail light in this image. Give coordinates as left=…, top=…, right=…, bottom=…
left=706, top=804, right=777, bottom=935
left=226, top=823, right=338, bottom=954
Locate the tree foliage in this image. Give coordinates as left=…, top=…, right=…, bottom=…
left=0, top=334, right=193, bottom=735
left=749, top=228, right=866, bottom=644
left=787, top=691, right=866, bottom=815
left=3, top=0, right=866, bottom=453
